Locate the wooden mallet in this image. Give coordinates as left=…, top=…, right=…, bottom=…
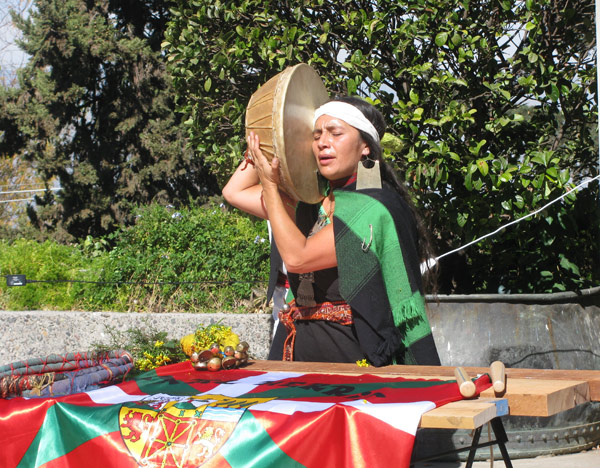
left=454, top=366, right=476, bottom=398
left=490, top=360, right=506, bottom=394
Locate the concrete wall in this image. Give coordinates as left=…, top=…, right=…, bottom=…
left=3, top=301, right=599, bottom=370
left=427, top=301, right=600, bottom=370
left=2, top=311, right=274, bottom=366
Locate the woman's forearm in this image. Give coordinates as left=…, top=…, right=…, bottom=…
left=261, top=183, right=336, bottom=273
left=222, top=161, right=267, bottom=219
left=247, top=131, right=337, bottom=272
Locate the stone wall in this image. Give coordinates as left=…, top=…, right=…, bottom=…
left=2, top=311, right=274, bottom=365
left=4, top=300, right=599, bottom=369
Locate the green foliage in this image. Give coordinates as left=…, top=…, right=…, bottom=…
left=81, top=202, right=269, bottom=312
left=165, top=0, right=599, bottom=293
left=1, top=204, right=269, bottom=311
left=0, top=239, right=88, bottom=309
left=3, top=0, right=218, bottom=242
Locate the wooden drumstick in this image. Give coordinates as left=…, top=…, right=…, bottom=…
left=490, top=360, right=506, bottom=393
left=454, top=367, right=476, bottom=398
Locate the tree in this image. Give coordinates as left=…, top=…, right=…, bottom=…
left=1, top=0, right=39, bottom=240
left=4, top=0, right=218, bottom=242
left=164, top=0, right=599, bottom=294
left=0, top=154, right=42, bottom=238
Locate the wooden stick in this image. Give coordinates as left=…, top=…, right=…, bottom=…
left=454, top=366, right=476, bottom=398
left=490, top=360, right=506, bottom=393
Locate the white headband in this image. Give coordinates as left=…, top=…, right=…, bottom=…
left=313, top=102, right=380, bottom=143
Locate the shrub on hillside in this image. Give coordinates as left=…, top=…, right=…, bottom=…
left=1, top=203, right=270, bottom=312
left=80, top=202, right=270, bottom=312
left=0, top=239, right=89, bottom=310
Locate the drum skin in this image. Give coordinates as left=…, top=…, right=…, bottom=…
left=245, top=64, right=329, bottom=204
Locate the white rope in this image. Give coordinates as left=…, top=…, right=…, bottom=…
left=421, top=174, right=600, bottom=273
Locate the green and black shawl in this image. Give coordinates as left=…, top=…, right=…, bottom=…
left=333, top=184, right=438, bottom=367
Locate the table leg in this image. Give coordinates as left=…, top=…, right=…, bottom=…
left=465, top=426, right=482, bottom=468
left=491, top=417, right=514, bottom=468
left=411, top=417, right=515, bottom=467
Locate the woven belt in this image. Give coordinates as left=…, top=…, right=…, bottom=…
left=279, top=299, right=353, bottom=361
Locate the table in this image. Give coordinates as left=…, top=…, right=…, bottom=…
left=246, top=361, right=600, bottom=467
left=2, top=360, right=597, bottom=468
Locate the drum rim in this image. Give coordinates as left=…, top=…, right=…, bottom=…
left=274, top=63, right=329, bottom=204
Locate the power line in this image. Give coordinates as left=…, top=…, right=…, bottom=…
left=0, top=184, right=46, bottom=189
left=30, top=279, right=266, bottom=285
left=0, top=188, right=60, bottom=195
left=5, top=274, right=266, bottom=287
left=0, top=197, right=34, bottom=204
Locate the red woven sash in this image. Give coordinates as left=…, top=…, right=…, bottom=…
left=279, top=300, right=353, bottom=361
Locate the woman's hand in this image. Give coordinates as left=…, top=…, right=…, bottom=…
left=246, top=132, right=336, bottom=272
left=247, top=132, right=281, bottom=191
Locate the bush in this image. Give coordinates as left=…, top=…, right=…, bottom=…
left=1, top=203, right=270, bottom=312
left=79, top=202, right=270, bottom=312
left=164, top=0, right=599, bottom=294
left=0, top=239, right=88, bottom=310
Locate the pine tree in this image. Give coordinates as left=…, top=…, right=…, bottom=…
left=7, top=0, right=217, bottom=241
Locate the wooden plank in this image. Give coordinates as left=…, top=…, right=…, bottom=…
left=479, top=378, right=590, bottom=417
left=246, top=360, right=591, bottom=418
left=480, top=368, right=600, bottom=402
left=246, top=361, right=600, bottom=401
left=420, top=398, right=508, bottom=430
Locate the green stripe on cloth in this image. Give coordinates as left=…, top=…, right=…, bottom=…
left=134, top=368, right=200, bottom=396
left=221, top=410, right=306, bottom=468
left=240, top=379, right=451, bottom=400
left=17, top=403, right=119, bottom=468
left=402, top=296, right=435, bottom=343
left=332, top=189, right=435, bottom=365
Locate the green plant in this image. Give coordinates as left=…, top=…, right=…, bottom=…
left=164, top=0, right=599, bottom=294
left=0, top=203, right=269, bottom=312
left=0, top=239, right=88, bottom=310
left=94, top=323, right=187, bottom=374
left=81, top=201, right=270, bottom=312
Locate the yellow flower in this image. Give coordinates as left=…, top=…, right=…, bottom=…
left=356, top=359, right=370, bottom=367
left=154, top=340, right=164, bottom=348
left=180, top=325, right=242, bottom=357
left=180, top=333, right=197, bottom=356
left=221, top=330, right=240, bottom=349
left=136, top=358, right=153, bottom=371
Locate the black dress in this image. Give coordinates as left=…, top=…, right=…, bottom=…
left=268, top=203, right=365, bottom=363
left=267, top=189, right=441, bottom=366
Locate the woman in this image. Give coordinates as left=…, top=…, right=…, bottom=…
left=223, top=96, right=440, bottom=366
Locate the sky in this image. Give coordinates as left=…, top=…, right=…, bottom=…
left=0, top=0, right=32, bottom=86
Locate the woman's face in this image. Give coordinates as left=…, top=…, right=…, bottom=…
left=312, top=115, right=369, bottom=181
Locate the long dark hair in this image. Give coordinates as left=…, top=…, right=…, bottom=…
left=334, top=96, right=438, bottom=292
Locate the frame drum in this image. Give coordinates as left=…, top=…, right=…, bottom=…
left=245, top=64, right=329, bottom=204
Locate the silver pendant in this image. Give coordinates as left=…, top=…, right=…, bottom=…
left=356, top=159, right=382, bottom=190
